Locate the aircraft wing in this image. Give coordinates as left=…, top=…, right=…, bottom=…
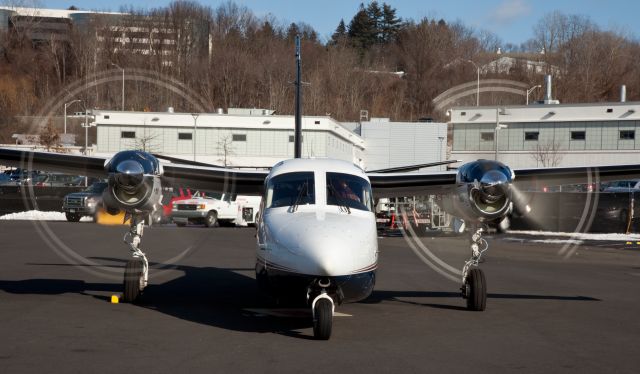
left=0, top=148, right=109, bottom=178
left=0, top=148, right=268, bottom=195
left=368, top=163, right=640, bottom=197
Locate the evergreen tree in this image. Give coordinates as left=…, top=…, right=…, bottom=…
left=380, top=3, right=402, bottom=43
left=348, top=3, right=377, bottom=50
left=366, top=1, right=383, bottom=42
left=330, top=19, right=347, bottom=45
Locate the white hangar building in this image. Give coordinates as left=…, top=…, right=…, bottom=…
left=93, top=109, right=365, bottom=168
left=449, top=101, right=640, bottom=168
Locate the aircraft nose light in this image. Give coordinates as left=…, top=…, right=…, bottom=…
left=115, top=160, right=145, bottom=190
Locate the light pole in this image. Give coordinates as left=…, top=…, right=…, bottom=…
left=438, top=136, right=445, bottom=169
left=467, top=60, right=480, bottom=106
left=110, top=62, right=125, bottom=111
left=495, top=108, right=508, bottom=161
left=526, top=84, right=542, bottom=105
left=64, top=99, right=81, bottom=134
left=191, top=113, right=199, bottom=161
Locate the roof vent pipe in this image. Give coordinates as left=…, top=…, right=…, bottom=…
left=620, top=85, right=627, bottom=103
left=544, top=75, right=552, bottom=101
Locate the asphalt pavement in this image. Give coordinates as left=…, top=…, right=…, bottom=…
left=1, top=220, right=639, bottom=373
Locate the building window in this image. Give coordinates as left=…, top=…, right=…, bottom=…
left=104, top=115, right=110, bottom=119
left=460, top=112, right=466, bottom=116
left=121, top=131, right=135, bottom=139
left=620, top=130, right=635, bottom=140
left=314, top=120, right=320, bottom=124
left=480, top=132, right=494, bottom=141
left=232, top=134, right=246, bottom=142
left=178, top=133, right=192, bottom=140
left=571, top=131, right=586, bottom=140
left=606, top=108, right=613, bottom=113
left=524, top=132, right=539, bottom=141
left=289, top=135, right=304, bottom=142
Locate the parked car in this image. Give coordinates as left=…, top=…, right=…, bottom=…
left=602, top=180, right=640, bottom=193
left=28, top=173, right=83, bottom=187
left=62, top=182, right=108, bottom=222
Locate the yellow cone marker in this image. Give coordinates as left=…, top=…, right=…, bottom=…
left=111, top=295, right=120, bottom=304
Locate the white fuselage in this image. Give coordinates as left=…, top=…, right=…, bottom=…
left=255, top=158, right=378, bottom=303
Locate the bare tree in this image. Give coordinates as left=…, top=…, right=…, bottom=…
left=39, top=119, right=60, bottom=151
left=531, top=141, right=563, bottom=167
left=217, top=134, right=234, bottom=166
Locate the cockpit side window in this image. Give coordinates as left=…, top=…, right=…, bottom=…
left=326, top=172, right=373, bottom=212
left=265, top=172, right=315, bottom=208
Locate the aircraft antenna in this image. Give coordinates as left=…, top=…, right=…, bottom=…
left=294, top=35, right=302, bottom=158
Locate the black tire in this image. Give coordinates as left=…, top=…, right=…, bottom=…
left=204, top=211, right=218, bottom=228
left=465, top=268, right=487, bottom=311
left=65, top=212, right=80, bottom=222
left=123, top=259, right=144, bottom=303
left=176, top=221, right=186, bottom=227
left=313, top=298, right=333, bottom=340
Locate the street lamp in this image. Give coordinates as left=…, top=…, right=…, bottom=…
left=438, top=136, right=445, bottom=169
left=64, top=99, right=81, bottom=134
left=467, top=60, right=480, bottom=106
left=526, top=84, right=542, bottom=105
left=495, top=108, right=509, bottom=161
left=110, top=62, right=125, bottom=111
left=191, top=113, right=199, bottom=161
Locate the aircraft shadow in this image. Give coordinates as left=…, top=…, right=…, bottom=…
left=0, top=261, right=600, bottom=339
left=361, top=290, right=599, bottom=311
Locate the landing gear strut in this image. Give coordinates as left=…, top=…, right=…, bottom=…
left=122, top=214, right=149, bottom=303
left=461, top=225, right=487, bottom=311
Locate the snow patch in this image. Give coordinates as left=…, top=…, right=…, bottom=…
left=0, top=210, right=92, bottom=222
left=507, top=230, right=640, bottom=241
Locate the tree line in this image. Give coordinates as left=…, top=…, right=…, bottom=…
left=1, top=0, right=639, bottom=144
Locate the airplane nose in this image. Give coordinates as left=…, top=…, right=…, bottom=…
left=268, top=212, right=376, bottom=276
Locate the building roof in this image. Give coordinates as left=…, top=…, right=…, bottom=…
left=449, top=102, right=640, bottom=124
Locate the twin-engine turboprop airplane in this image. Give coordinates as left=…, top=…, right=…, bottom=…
left=3, top=147, right=640, bottom=340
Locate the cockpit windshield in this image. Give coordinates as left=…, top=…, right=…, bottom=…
left=326, top=172, right=373, bottom=212
left=265, top=172, right=315, bottom=208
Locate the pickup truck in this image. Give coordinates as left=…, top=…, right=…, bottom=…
left=171, top=192, right=261, bottom=227
left=62, top=182, right=108, bottom=222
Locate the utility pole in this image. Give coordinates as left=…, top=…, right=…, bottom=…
left=294, top=35, right=302, bottom=158
left=191, top=113, right=199, bottom=161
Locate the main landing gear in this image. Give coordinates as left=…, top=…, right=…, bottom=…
left=461, top=225, right=487, bottom=311
left=122, top=214, right=149, bottom=303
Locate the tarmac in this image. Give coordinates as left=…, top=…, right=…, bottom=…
left=0, top=220, right=639, bottom=373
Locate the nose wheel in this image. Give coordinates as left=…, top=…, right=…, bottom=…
left=311, top=294, right=334, bottom=340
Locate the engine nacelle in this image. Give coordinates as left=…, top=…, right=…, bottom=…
left=440, top=160, right=514, bottom=223
left=101, top=150, right=164, bottom=214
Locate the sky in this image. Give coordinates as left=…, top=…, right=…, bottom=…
left=39, top=0, right=640, bottom=45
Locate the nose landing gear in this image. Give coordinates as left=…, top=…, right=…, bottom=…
left=311, top=293, right=334, bottom=340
